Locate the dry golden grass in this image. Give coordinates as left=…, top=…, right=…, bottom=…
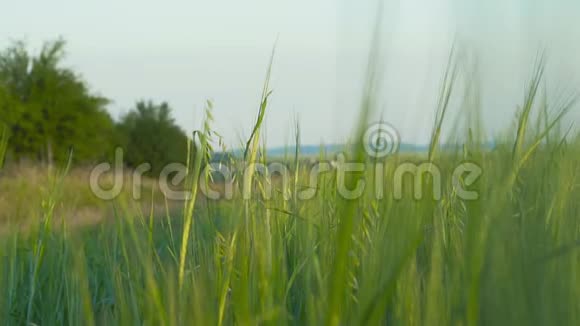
left=0, top=163, right=172, bottom=231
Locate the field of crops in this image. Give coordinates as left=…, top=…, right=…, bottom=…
left=0, top=55, right=579, bottom=325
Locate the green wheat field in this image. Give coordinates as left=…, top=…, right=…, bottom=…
left=1, top=50, right=579, bottom=326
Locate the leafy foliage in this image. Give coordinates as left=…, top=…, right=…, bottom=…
left=0, top=39, right=117, bottom=164
left=0, top=39, right=190, bottom=170
left=117, top=100, right=188, bottom=174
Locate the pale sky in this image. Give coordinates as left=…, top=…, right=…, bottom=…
left=1, top=0, right=579, bottom=148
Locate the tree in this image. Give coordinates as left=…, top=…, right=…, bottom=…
left=0, top=39, right=117, bottom=165
left=117, top=100, right=188, bottom=174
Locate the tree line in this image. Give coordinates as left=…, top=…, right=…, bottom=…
left=0, top=39, right=188, bottom=173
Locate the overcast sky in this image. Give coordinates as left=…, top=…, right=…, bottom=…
left=1, top=0, right=579, bottom=147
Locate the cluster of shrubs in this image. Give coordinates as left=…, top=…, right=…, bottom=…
left=0, top=39, right=188, bottom=174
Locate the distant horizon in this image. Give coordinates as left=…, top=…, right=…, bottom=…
left=214, top=141, right=497, bottom=159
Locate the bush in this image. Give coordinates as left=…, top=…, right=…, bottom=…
left=116, top=100, right=189, bottom=175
